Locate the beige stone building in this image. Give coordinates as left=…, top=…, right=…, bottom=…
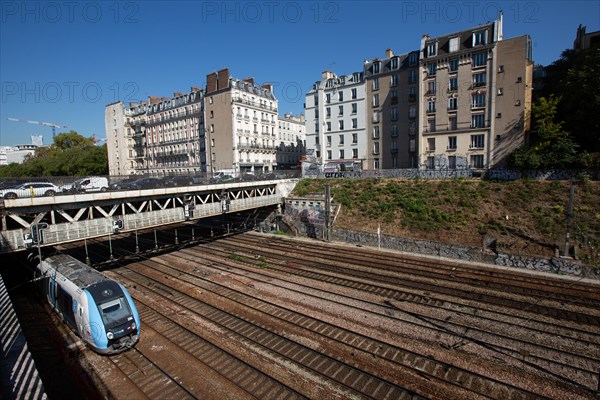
left=204, top=68, right=279, bottom=174
left=105, top=101, right=148, bottom=176
left=364, top=49, right=420, bottom=169
left=418, top=16, right=533, bottom=170
left=277, top=113, right=306, bottom=170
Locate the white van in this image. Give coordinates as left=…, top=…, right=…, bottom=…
left=72, top=177, right=109, bottom=193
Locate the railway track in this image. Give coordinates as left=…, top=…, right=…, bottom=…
left=50, top=231, right=600, bottom=398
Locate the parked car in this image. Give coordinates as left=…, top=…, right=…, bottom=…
left=129, top=178, right=163, bottom=190
left=109, top=178, right=138, bottom=191
left=62, top=177, right=109, bottom=193
left=0, top=182, right=60, bottom=200
left=162, top=176, right=196, bottom=187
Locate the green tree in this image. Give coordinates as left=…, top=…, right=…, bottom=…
left=0, top=132, right=108, bottom=177
left=510, top=96, right=578, bottom=169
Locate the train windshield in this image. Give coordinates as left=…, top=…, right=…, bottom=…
left=98, top=297, right=132, bottom=326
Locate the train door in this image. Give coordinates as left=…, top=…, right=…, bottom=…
left=56, top=285, right=76, bottom=329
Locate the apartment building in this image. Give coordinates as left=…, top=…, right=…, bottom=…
left=418, top=16, right=533, bottom=169
left=277, top=113, right=306, bottom=170
left=305, top=71, right=366, bottom=170
left=204, top=68, right=279, bottom=174
left=105, top=100, right=148, bottom=176
left=145, top=88, right=204, bottom=175
left=363, top=49, right=420, bottom=169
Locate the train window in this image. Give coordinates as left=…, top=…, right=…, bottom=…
left=56, top=285, right=76, bottom=328
left=98, top=298, right=131, bottom=325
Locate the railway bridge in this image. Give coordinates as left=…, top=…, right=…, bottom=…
left=0, top=179, right=298, bottom=254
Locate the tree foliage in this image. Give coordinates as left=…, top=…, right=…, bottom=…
left=0, top=131, right=108, bottom=177
left=510, top=96, right=578, bottom=169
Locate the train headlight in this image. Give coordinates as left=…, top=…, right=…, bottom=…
left=131, top=322, right=136, bottom=330
left=107, top=331, right=114, bottom=340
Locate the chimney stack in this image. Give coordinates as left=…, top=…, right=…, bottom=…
left=206, top=72, right=217, bottom=93
left=217, top=68, right=230, bottom=90
left=385, top=48, right=394, bottom=58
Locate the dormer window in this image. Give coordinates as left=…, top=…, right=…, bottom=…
left=373, top=62, right=381, bottom=74
left=449, top=37, right=459, bottom=52
left=473, top=30, right=487, bottom=46
left=427, top=41, right=438, bottom=57
left=391, top=57, right=399, bottom=69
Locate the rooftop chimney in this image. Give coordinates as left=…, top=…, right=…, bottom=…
left=191, top=86, right=201, bottom=92
left=321, top=70, right=335, bottom=80
left=149, top=96, right=161, bottom=104
left=217, top=68, right=230, bottom=90
left=262, top=83, right=273, bottom=92
left=206, top=72, right=217, bottom=93
left=243, top=77, right=254, bottom=86
left=385, top=48, right=394, bottom=58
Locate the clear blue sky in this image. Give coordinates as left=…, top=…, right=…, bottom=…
left=1, top=0, right=598, bottom=147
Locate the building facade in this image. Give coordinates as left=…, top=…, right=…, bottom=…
left=145, top=88, right=204, bottom=175
left=277, top=113, right=306, bottom=170
left=364, top=49, right=420, bottom=169
left=204, top=68, right=279, bottom=174
left=418, top=16, right=533, bottom=170
left=304, top=14, right=532, bottom=172
left=305, top=71, right=367, bottom=170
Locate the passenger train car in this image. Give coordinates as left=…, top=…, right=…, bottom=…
left=31, top=253, right=140, bottom=354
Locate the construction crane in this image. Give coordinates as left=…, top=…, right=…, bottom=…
left=7, top=117, right=68, bottom=139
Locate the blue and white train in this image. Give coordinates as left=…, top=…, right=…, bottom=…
left=31, top=253, right=140, bottom=354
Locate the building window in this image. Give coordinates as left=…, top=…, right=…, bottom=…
left=391, top=74, right=398, bottom=87
left=409, top=139, right=416, bottom=152
left=373, top=94, right=379, bottom=107
left=373, top=111, right=380, bottom=123
left=373, top=142, right=380, bottom=155
left=326, top=121, right=332, bottom=131
left=338, top=105, right=344, bottom=116
left=327, top=150, right=332, bottom=160
left=473, top=72, right=486, bottom=87
left=338, top=134, right=344, bottom=145
left=313, top=94, right=319, bottom=105
left=427, top=99, right=436, bottom=113
left=339, top=149, right=345, bottom=159
left=449, top=76, right=458, bottom=91
left=391, top=125, right=398, bottom=137
left=448, top=136, right=457, bottom=150
left=409, top=70, right=417, bottom=84
left=428, top=118, right=436, bottom=133
left=351, top=103, right=357, bottom=114
left=372, top=78, right=379, bottom=90
left=351, top=88, right=357, bottom=99
left=373, top=126, right=380, bottom=139
left=471, top=114, right=485, bottom=128
left=428, top=62, right=437, bottom=76
left=427, top=156, right=435, bottom=169
left=497, top=87, right=504, bottom=95
left=374, top=158, right=380, bottom=169
left=449, top=116, right=458, bottom=130
left=448, top=97, right=457, bottom=110
left=470, top=154, right=484, bottom=168
left=373, top=61, right=381, bottom=74
left=408, top=86, right=417, bottom=101
left=471, top=93, right=486, bottom=109
left=352, top=133, right=358, bottom=144
left=448, top=155, right=457, bottom=169
left=391, top=107, right=398, bottom=121
left=427, top=41, right=437, bottom=57
left=409, top=52, right=418, bottom=66
left=338, top=91, right=344, bottom=101
left=427, top=80, right=436, bottom=94
left=352, top=118, right=357, bottom=129
left=326, top=107, right=331, bottom=118
left=408, top=105, right=417, bottom=118
left=449, top=58, right=459, bottom=72
left=352, top=148, right=358, bottom=158
left=498, top=65, right=505, bottom=73
left=472, top=52, right=487, bottom=67
left=473, top=30, right=487, bottom=46
left=326, top=135, right=332, bottom=146
left=449, top=37, right=459, bottom=52
left=427, top=137, right=436, bottom=152
left=470, top=134, right=485, bottom=148
left=326, top=93, right=331, bottom=103
left=339, top=120, right=344, bottom=130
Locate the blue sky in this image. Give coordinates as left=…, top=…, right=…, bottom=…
left=1, top=0, right=598, bottom=147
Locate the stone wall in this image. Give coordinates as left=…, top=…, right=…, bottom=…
left=332, top=228, right=600, bottom=281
